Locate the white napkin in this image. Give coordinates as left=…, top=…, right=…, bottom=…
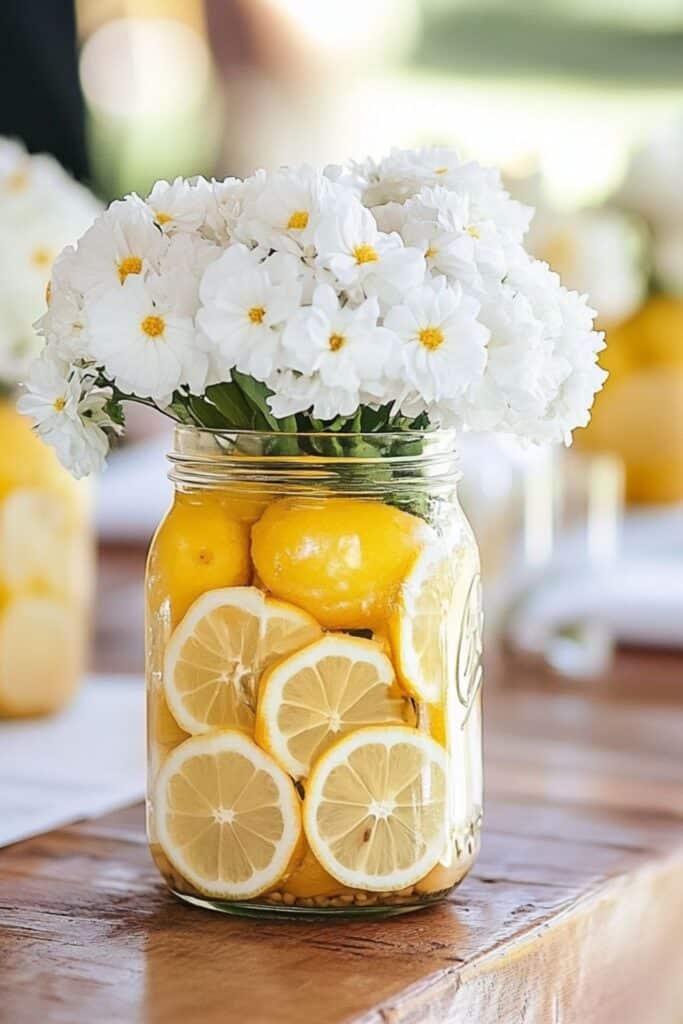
left=0, top=675, right=145, bottom=848
left=506, top=505, right=683, bottom=653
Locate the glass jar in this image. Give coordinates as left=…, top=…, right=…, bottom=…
left=146, top=427, right=483, bottom=917
left=0, top=400, right=92, bottom=717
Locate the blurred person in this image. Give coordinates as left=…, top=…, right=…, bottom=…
left=0, top=1, right=88, bottom=181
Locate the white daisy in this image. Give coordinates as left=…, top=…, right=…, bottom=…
left=282, top=284, right=393, bottom=393
left=70, top=196, right=165, bottom=297
left=384, top=278, right=489, bottom=403
left=267, top=368, right=360, bottom=421
left=145, top=176, right=210, bottom=234
left=17, top=351, right=115, bottom=477
left=197, top=244, right=301, bottom=381
left=315, top=195, right=425, bottom=306
left=87, top=274, right=198, bottom=402
left=238, top=165, right=338, bottom=256
left=400, top=186, right=511, bottom=290
left=18, top=350, right=82, bottom=430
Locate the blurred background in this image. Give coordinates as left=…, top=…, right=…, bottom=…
left=1, top=0, right=682, bottom=683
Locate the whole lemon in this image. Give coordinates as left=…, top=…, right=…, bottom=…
left=147, top=491, right=251, bottom=625
left=251, top=497, right=425, bottom=629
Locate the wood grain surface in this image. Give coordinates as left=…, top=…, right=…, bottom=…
left=0, top=544, right=682, bottom=1024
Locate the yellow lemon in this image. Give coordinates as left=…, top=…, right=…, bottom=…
left=155, top=730, right=302, bottom=900
left=255, top=634, right=411, bottom=779
left=163, top=586, right=321, bottom=735
left=0, top=402, right=77, bottom=500
left=147, top=492, right=251, bottom=625
left=580, top=367, right=683, bottom=504
left=251, top=498, right=426, bottom=629
left=0, top=487, right=92, bottom=602
left=0, top=597, right=84, bottom=716
left=279, top=845, right=352, bottom=899
left=303, top=725, right=448, bottom=892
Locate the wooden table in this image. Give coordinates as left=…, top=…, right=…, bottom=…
left=1, top=547, right=682, bottom=1023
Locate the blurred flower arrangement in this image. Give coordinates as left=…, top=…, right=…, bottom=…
left=21, top=146, right=606, bottom=477
left=510, top=122, right=683, bottom=505
left=0, top=139, right=101, bottom=387
left=0, top=139, right=98, bottom=718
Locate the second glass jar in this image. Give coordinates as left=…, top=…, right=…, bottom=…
left=146, top=428, right=483, bottom=917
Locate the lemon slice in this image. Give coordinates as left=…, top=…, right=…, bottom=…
left=303, top=725, right=448, bottom=892
left=156, top=730, right=302, bottom=899
left=388, top=548, right=453, bottom=704
left=0, top=487, right=91, bottom=601
left=0, top=597, right=83, bottom=716
left=255, top=635, right=409, bottom=779
left=163, top=586, right=321, bottom=735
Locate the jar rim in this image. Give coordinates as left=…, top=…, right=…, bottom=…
left=168, top=425, right=460, bottom=491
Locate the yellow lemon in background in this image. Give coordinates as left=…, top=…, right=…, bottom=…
left=251, top=498, right=426, bottom=629
left=147, top=492, right=251, bottom=625
left=0, top=597, right=84, bottom=716
left=0, top=402, right=79, bottom=502
left=581, top=296, right=683, bottom=503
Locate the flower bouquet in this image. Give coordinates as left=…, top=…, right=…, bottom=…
left=0, top=139, right=99, bottom=717
left=20, top=146, right=606, bottom=915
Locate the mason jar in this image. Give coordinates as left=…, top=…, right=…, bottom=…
left=146, top=427, right=483, bottom=917
left=0, top=399, right=92, bottom=717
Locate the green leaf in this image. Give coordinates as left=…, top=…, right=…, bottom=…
left=188, top=394, right=231, bottom=429
left=205, top=382, right=252, bottom=428
left=232, top=372, right=278, bottom=430
left=343, top=437, right=382, bottom=459
left=104, top=397, right=125, bottom=428
left=166, top=394, right=195, bottom=424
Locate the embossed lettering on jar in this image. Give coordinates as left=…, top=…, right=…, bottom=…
left=145, top=428, right=483, bottom=917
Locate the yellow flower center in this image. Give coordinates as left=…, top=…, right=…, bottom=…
left=425, top=245, right=438, bottom=260
left=466, top=225, right=480, bottom=239
left=45, top=280, right=52, bottom=305
left=248, top=306, right=266, bottom=324
left=418, top=326, right=445, bottom=351
left=141, top=315, right=165, bottom=338
left=328, top=333, right=345, bottom=352
left=354, top=244, right=378, bottom=265
left=6, top=169, right=28, bottom=191
left=435, top=166, right=449, bottom=175
left=31, top=246, right=53, bottom=268
left=118, top=256, right=143, bottom=282
left=155, top=211, right=172, bottom=225
left=53, top=396, right=66, bottom=412
left=287, top=210, right=309, bottom=230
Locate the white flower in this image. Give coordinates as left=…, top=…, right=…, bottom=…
left=238, top=165, right=338, bottom=255
left=267, top=369, right=360, bottom=421
left=17, top=350, right=82, bottom=431
left=69, top=196, right=165, bottom=297
left=87, top=274, right=200, bottom=402
left=315, top=195, right=425, bottom=306
left=17, top=350, right=115, bottom=477
left=400, top=186, right=511, bottom=291
left=384, top=278, right=489, bottom=404
left=201, top=177, right=246, bottom=244
left=145, top=177, right=210, bottom=234
left=281, top=284, right=394, bottom=416
left=502, top=259, right=607, bottom=443
left=198, top=244, right=301, bottom=381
